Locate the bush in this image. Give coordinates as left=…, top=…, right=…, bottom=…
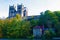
left=44, top=29, right=56, bottom=40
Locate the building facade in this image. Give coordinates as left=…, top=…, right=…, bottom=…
left=8, top=4, right=40, bottom=21
left=8, top=4, right=28, bottom=18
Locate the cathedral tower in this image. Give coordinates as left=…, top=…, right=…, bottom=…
left=9, top=5, right=16, bottom=18
left=8, top=4, right=28, bottom=18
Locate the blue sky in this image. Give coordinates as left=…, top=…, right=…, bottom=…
left=0, top=0, right=60, bottom=18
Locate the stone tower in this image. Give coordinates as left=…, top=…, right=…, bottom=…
left=17, top=4, right=24, bottom=17
left=9, top=5, right=16, bottom=18
left=9, top=4, right=28, bottom=18
left=23, top=7, right=28, bottom=17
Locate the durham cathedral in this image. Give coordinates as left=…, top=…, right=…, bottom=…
left=8, top=4, right=40, bottom=20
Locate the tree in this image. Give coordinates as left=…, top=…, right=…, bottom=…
left=30, top=19, right=38, bottom=27
left=15, top=14, right=22, bottom=21
left=54, top=11, right=60, bottom=22
left=39, top=12, right=44, bottom=26
left=39, top=10, right=58, bottom=28
left=2, top=17, right=31, bottom=38
left=44, top=29, right=56, bottom=40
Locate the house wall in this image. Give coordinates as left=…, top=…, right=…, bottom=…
left=33, top=29, right=42, bottom=37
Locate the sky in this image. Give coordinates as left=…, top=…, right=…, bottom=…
left=0, top=0, right=60, bottom=18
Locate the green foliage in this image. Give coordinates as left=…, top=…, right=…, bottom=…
left=0, top=14, right=32, bottom=38
left=39, top=12, right=44, bottom=25
left=44, top=29, right=56, bottom=40
left=54, top=11, right=60, bottom=22
left=30, top=19, right=39, bottom=27
left=0, top=10, right=60, bottom=38
left=16, top=14, right=22, bottom=21
left=39, top=10, right=58, bottom=28
left=39, top=10, right=60, bottom=37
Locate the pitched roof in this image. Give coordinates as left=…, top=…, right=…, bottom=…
left=33, top=26, right=44, bottom=29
